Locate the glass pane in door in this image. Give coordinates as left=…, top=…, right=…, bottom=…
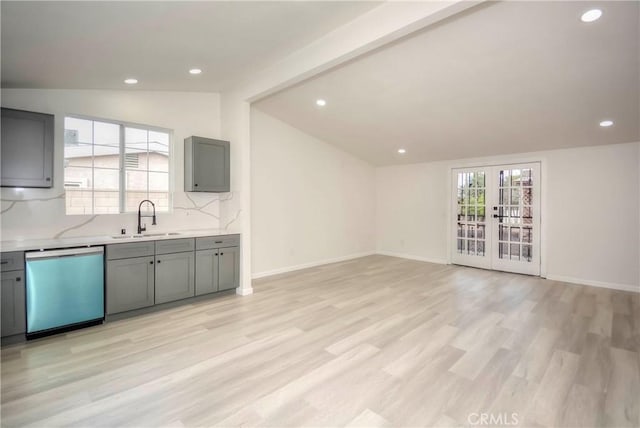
left=496, top=167, right=533, bottom=262
left=455, top=170, right=487, bottom=257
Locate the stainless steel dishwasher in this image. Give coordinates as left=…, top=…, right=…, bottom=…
left=25, top=246, right=105, bottom=339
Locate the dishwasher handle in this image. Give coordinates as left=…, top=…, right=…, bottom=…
left=26, top=247, right=104, bottom=260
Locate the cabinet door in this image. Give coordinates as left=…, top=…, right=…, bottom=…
left=192, top=138, right=230, bottom=192
left=195, top=249, right=218, bottom=296
left=155, top=252, right=195, bottom=304
left=1, top=270, right=26, bottom=337
left=106, top=256, right=155, bottom=315
left=218, top=246, right=239, bottom=291
left=1, top=108, right=54, bottom=188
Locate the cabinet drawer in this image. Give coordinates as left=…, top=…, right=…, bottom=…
left=106, top=242, right=155, bottom=260
left=1, top=251, right=24, bottom=272
left=155, top=238, right=195, bottom=255
left=196, top=234, right=240, bottom=250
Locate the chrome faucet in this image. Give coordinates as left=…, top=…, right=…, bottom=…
left=137, top=200, right=157, bottom=234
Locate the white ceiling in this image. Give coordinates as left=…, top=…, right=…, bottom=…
left=0, top=1, right=379, bottom=91
left=254, top=1, right=640, bottom=166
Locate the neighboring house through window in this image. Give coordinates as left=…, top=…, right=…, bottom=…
left=64, top=116, right=171, bottom=215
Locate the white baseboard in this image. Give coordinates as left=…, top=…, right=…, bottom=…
left=376, top=251, right=448, bottom=265
left=545, top=274, right=639, bottom=293
left=235, top=287, right=254, bottom=296
left=251, top=251, right=376, bottom=279
left=252, top=251, right=638, bottom=294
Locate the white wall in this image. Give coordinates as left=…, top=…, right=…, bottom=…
left=1, top=88, right=229, bottom=241
left=376, top=161, right=449, bottom=264
left=376, top=142, right=640, bottom=291
left=220, top=91, right=252, bottom=294
left=544, top=143, right=639, bottom=289
left=250, top=108, right=376, bottom=277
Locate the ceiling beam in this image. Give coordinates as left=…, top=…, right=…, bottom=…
left=232, top=0, right=485, bottom=103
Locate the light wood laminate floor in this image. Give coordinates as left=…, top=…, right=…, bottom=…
left=1, top=255, right=639, bottom=427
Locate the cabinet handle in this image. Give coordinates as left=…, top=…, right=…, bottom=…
left=15, top=277, right=21, bottom=282
left=215, top=241, right=223, bottom=243
left=220, top=252, right=224, bottom=256
left=1, top=261, right=8, bottom=265
left=46, top=177, right=51, bottom=181
left=215, top=253, right=218, bottom=256
left=157, top=260, right=161, bottom=264
left=149, top=261, right=154, bottom=265
left=194, top=183, right=198, bottom=187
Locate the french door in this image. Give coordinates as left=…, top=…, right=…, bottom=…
left=451, top=163, right=541, bottom=276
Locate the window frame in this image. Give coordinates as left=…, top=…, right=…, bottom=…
left=63, top=114, right=174, bottom=215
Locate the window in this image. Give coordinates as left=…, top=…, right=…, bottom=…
left=64, top=116, right=171, bottom=215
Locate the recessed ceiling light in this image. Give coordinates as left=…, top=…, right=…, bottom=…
left=581, top=9, right=602, bottom=23
left=124, top=78, right=138, bottom=85
left=189, top=68, right=202, bottom=75
left=397, top=148, right=406, bottom=154
left=316, top=99, right=326, bottom=107
left=599, top=120, right=614, bottom=127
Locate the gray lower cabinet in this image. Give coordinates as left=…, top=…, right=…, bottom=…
left=155, top=251, right=195, bottom=304
left=106, top=256, right=155, bottom=315
left=1, top=270, right=26, bottom=337
left=195, top=250, right=218, bottom=296
left=195, top=245, right=239, bottom=295
left=106, top=236, right=237, bottom=314
left=218, top=246, right=240, bottom=291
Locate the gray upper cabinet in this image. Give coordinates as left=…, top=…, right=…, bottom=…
left=155, top=251, right=195, bottom=304
left=106, top=256, right=155, bottom=315
left=184, top=136, right=230, bottom=192
left=1, top=108, right=54, bottom=188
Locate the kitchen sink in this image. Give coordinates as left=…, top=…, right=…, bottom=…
left=111, top=232, right=182, bottom=239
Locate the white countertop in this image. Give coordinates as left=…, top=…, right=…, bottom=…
left=1, top=229, right=238, bottom=252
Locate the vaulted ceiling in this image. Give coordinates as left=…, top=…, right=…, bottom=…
left=254, top=1, right=640, bottom=165
left=1, top=1, right=379, bottom=91
left=3, top=1, right=638, bottom=166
